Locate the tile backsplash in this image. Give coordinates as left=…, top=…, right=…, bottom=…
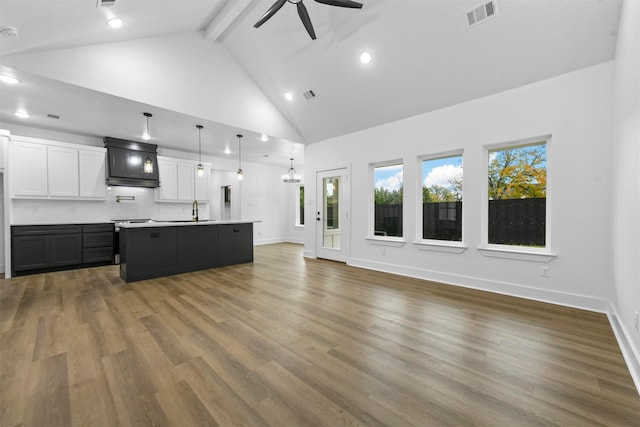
left=11, top=186, right=209, bottom=225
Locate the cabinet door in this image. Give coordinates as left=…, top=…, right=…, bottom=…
left=12, top=141, right=48, bottom=197
left=79, top=150, right=106, bottom=198
left=194, top=164, right=210, bottom=202
left=48, top=146, right=79, bottom=197
left=50, top=234, right=83, bottom=267
left=12, top=235, right=51, bottom=271
left=177, top=162, right=195, bottom=201
left=157, top=158, right=178, bottom=201
left=218, top=224, right=253, bottom=265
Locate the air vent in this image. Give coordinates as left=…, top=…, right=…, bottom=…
left=303, top=90, right=316, bottom=100
left=46, top=114, right=60, bottom=119
left=466, top=1, right=497, bottom=27
left=96, top=0, right=116, bottom=8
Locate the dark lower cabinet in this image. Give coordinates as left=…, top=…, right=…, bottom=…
left=12, top=223, right=114, bottom=276
left=51, top=234, right=83, bottom=266
left=120, top=222, right=253, bottom=282
left=120, top=227, right=178, bottom=282
left=218, top=224, right=253, bottom=266
left=12, top=235, right=51, bottom=271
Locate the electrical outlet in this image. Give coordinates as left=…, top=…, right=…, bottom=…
left=635, top=311, right=639, bottom=331
left=541, top=267, right=550, bottom=278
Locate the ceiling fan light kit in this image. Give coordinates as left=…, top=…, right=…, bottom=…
left=254, top=0, right=363, bottom=40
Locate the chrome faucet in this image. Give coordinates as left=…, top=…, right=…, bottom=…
left=192, top=200, right=199, bottom=222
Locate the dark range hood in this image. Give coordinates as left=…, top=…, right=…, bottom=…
left=104, top=137, right=160, bottom=188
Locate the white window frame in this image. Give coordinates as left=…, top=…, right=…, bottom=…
left=414, top=150, right=467, bottom=254
left=295, top=184, right=304, bottom=228
left=367, top=159, right=406, bottom=244
left=478, top=135, right=556, bottom=262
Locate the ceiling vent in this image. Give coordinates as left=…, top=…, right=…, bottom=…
left=46, top=113, right=60, bottom=119
left=466, top=1, right=497, bottom=27
left=96, top=0, right=116, bottom=8
left=303, top=90, right=316, bottom=100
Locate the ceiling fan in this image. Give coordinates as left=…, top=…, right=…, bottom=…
left=254, top=0, right=363, bottom=40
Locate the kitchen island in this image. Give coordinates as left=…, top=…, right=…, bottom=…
left=118, top=220, right=255, bottom=282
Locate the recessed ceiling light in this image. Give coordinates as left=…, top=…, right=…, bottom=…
left=224, top=147, right=231, bottom=155
left=261, top=134, right=269, bottom=142
left=360, top=51, right=372, bottom=64
left=0, top=74, right=19, bottom=84
left=285, top=92, right=294, bottom=101
left=106, top=17, right=123, bottom=28
left=14, top=110, right=29, bottom=119
left=142, top=132, right=150, bottom=141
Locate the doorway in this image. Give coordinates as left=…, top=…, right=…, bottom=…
left=316, top=168, right=349, bottom=262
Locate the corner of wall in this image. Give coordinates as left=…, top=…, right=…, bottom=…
left=608, top=301, right=640, bottom=396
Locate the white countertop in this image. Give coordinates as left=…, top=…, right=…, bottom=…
left=117, top=220, right=259, bottom=229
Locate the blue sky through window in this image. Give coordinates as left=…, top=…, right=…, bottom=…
left=422, top=155, right=463, bottom=189
left=374, top=164, right=403, bottom=192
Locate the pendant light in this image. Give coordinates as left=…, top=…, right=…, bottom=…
left=196, top=124, right=204, bottom=177
left=282, top=158, right=301, bottom=183
left=236, top=134, right=244, bottom=181
left=142, top=112, right=154, bottom=174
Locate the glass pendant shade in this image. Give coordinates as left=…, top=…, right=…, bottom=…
left=196, top=124, right=204, bottom=177
left=144, top=156, right=153, bottom=173
left=282, top=158, right=301, bottom=183
left=236, top=134, right=243, bottom=181
left=142, top=112, right=153, bottom=174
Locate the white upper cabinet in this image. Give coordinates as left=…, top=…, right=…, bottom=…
left=10, top=136, right=106, bottom=200
left=48, top=146, right=79, bottom=197
left=156, top=156, right=210, bottom=203
left=11, top=140, right=49, bottom=197
left=157, top=157, right=178, bottom=200
left=79, top=150, right=106, bottom=198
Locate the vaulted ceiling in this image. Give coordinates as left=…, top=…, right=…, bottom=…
left=0, top=0, right=622, bottom=167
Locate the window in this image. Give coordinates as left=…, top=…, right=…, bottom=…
left=295, top=185, right=305, bottom=227
left=487, top=140, right=547, bottom=247
left=421, top=153, right=463, bottom=242
left=373, top=162, right=403, bottom=238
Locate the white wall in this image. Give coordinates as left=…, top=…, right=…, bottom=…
left=305, top=61, right=614, bottom=311
left=611, top=0, right=640, bottom=390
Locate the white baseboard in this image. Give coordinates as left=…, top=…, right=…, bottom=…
left=348, top=257, right=610, bottom=312
left=348, top=257, right=639, bottom=395
left=254, top=238, right=305, bottom=246
left=608, top=303, right=640, bottom=396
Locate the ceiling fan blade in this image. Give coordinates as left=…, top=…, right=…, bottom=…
left=297, top=2, right=317, bottom=40
left=314, top=0, right=363, bottom=8
left=254, top=0, right=288, bottom=28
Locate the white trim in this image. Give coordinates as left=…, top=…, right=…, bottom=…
left=477, top=246, right=556, bottom=262
left=370, top=159, right=404, bottom=239
left=348, top=256, right=609, bottom=312
left=346, top=255, right=639, bottom=396
left=366, top=236, right=406, bottom=247
left=416, top=150, right=464, bottom=246
left=608, top=303, right=640, bottom=396
left=413, top=240, right=467, bottom=253
left=482, top=135, right=552, bottom=251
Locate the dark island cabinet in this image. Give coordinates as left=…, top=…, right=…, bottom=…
left=120, top=222, right=254, bottom=282
left=12, top=223, right=114, bottom=276
left=218, top=223, right=253, bottom=266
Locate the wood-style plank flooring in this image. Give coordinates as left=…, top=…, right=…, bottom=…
left=1, top=243, right=639, bottom=426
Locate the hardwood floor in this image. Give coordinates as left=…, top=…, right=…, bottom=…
left=1, top=242, right=638, bottom=426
